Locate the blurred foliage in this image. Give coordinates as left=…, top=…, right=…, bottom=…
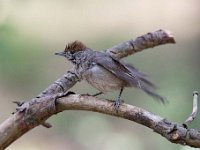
left=0, top=0, right=200, bottom=150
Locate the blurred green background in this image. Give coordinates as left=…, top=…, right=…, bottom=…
left=0, top=0, right=199, bottom=150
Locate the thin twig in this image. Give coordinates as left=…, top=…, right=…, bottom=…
left=183, top=91, right=199, bottom=126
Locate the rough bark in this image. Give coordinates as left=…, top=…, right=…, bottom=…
left=1, top=94, right=200, bottom=149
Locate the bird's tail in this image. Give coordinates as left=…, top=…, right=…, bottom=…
left=139, top=85, right=166, bottom=104
left=125, top=63, right=166, bottom=104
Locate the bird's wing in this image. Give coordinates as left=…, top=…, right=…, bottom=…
left=123, top=63, right=156, bottom=88
left=93, top=53, right=166, bottom=103
left=93, top=53, right=140, bottom=87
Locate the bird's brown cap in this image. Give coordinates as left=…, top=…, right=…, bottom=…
left=64, top=41, right=87, bottom=52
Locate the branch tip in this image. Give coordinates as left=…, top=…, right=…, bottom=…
left=183, top=91, right=199, bottom=126
left=193, top=91, right=198, bottom=96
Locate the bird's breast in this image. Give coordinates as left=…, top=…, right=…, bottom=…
left=81, top=65, right=126, bottom=93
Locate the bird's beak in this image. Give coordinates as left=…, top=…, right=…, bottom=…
left=55, top=51, right=66, bottom=57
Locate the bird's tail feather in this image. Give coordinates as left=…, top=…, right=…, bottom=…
left=140, top=85, right=166, bottom=104
left=125, top=63, right=166, bottom=103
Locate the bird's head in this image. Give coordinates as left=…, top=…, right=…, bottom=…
left=55, top=41, right=87, bottom=60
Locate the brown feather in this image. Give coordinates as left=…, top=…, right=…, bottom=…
left=65, top=41, right=87, bottom=52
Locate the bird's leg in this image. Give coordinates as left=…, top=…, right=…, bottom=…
left=114, top=88, right=124, bottom=110
left=92, top=92, right=103, bottom=96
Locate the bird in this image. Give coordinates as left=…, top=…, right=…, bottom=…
left=55, top=41, right=165, bottom=110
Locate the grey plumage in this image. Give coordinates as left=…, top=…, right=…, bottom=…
left=55, top=41, right=165, bottom=109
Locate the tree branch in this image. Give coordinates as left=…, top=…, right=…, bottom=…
left=0, top=29, right=180, bottom=149
left=1, top=93, right=200, bottom=149
left=106, top=29, right=175, bottom=58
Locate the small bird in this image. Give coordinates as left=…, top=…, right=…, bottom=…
left=55, top=41, right=165, bottom=109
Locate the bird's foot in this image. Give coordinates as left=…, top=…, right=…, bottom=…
left=114, top=97, right=121, bottom=111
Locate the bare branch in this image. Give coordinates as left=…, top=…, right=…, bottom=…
left=1, top=93, right=200, bottom=149
left=106, top=29, right=175, bottom=59
left=36, top=69, right=80, bottom=98
left=183, top=91, right=199, bottom=126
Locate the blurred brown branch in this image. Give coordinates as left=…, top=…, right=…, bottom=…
left=3, top=29, right=196, bottom=149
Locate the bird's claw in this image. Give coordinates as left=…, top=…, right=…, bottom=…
left=114, top=98, right=121, bottom=111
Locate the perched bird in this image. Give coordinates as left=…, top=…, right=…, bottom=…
left=55, top=41, right=165, bottom=109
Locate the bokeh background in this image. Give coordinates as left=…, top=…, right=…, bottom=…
left=0, top=0, right=200, bottom=150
